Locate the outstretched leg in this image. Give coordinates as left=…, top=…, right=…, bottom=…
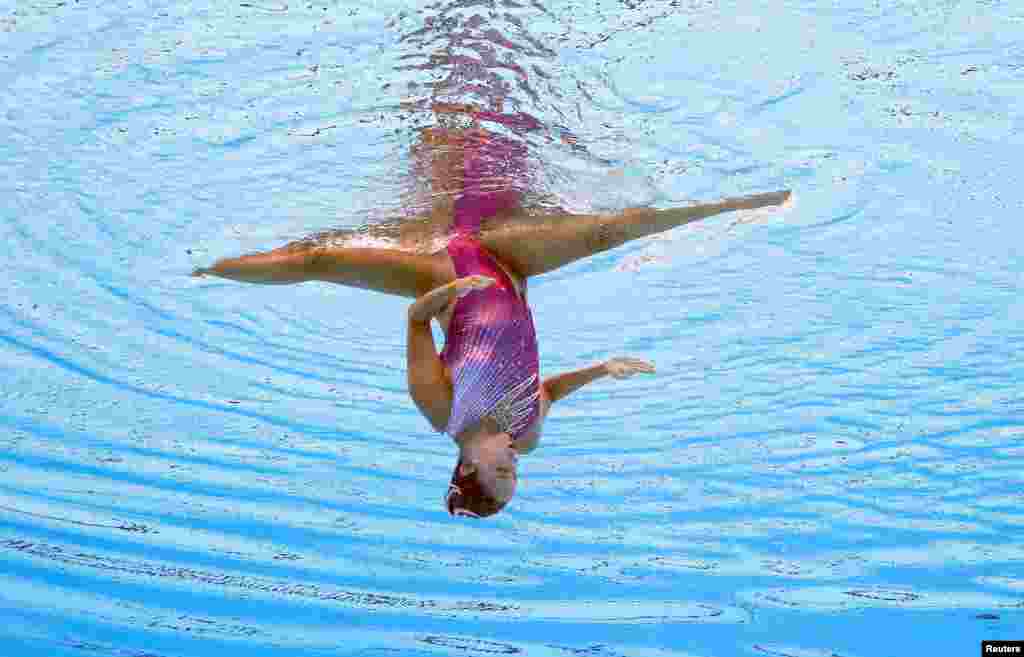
left=479, top=190, right=791, bottom=279
left=195, top=241, right=455, bottom=299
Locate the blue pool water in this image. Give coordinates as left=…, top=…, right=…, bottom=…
left=2, top=1, right=1022, bottom=655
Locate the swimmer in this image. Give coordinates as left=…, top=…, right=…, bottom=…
left=194, top=103, right=791, bottom=518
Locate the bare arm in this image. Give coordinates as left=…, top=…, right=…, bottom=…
left=542, top=357, right=656, bottom=404
left=408, top=280, right=456, bottom=323
left=406, top=314, right=452, bottom=433
left=406, top=275, right=496, bottom=431
left=542, top=363, right=609, bottom=404
left=523, top=358, right=652, bottom=455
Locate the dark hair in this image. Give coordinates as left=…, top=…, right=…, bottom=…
left=445, top=457, right=508, bottom=518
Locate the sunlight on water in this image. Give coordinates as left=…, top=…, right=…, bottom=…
left=1, top=0, right=1023, bottom=656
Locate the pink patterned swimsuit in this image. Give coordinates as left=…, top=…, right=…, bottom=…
left=440, top=125, right=542, bottom=441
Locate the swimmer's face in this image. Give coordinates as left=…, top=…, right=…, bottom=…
left=462, top=433, right=518, bottom=504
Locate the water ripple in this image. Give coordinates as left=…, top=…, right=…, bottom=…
left=2, top=0, right=1023, bottom=656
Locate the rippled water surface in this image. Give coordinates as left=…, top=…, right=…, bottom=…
left=2, top=1, right=1023, bottom=655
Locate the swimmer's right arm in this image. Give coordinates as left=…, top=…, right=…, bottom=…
left=407, top=275, right=495, bottom=323
left=407, top=312, right=452, bottom=433
left=406, top=276, right=495, bottom=431
left=408, top=282, right=458, bottom=324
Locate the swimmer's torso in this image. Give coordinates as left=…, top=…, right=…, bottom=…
left=439, top=234, right=543, bottom=443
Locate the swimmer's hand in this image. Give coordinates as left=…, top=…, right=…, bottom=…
left=408, top=276, right=496, bottom=323
left=604, top=357, right=656, bottom=380
left=454, top=275, right=496, bottom=298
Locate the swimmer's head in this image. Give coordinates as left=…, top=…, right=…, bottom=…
left=446, top=432, right=519, bottom=518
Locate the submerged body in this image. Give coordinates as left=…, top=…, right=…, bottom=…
left=437, top=123, right=544, bottom=450
left=194, top=102, right=789, bottom=517
left=441, top=234, right=542, bottom=443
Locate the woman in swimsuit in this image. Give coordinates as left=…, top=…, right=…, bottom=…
left=194, top=103, right=790, bottom=518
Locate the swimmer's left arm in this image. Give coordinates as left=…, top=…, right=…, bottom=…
left=542, top=357, right=655, bottom=404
